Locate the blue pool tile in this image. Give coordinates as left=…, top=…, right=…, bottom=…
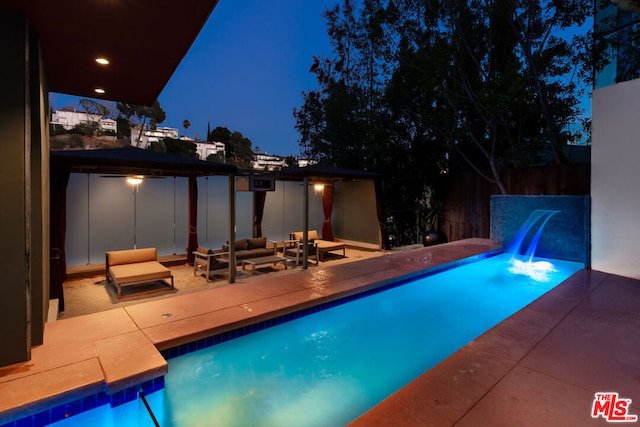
left=81, top=395, right=97, bottom=412
left=16, top=417, right=33, bottom=427
left=66, top=399, right=81, bottom=417
left=96, top=391, right=110, bottom=407
left=139, top=379, right=153, bottom=392
left=124, top=388, right=137, bottom=403
left=151, top=376, right=165, bottom=392
left=32, top=410, right=51, bottom=427
left=51, top=404, right=69, bottom=423
left=109, top=391, right=125, bottom=407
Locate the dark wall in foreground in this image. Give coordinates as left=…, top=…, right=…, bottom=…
left=490, top=195, right=591, bottom=265
left=0, top=12, right=50, bottom=367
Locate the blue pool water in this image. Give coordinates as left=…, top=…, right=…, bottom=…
left=51, top=253, right=583, bottom=427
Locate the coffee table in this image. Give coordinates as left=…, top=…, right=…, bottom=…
left=241, top=255, right=288, bottom=275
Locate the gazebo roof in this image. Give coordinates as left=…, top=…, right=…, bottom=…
left=51, top=146, right=237, bottom=177
left=278, top=164, right=382, bottom=182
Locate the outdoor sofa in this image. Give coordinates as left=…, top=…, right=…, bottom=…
left=222, top=237, right=278, bottom=260
left=194, top=237, right=279, bottom=281
left=105, top=247, right=174, bottom=299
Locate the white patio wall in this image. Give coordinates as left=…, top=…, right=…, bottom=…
left=592, top=78, right=640, bottom=279
left=66, top=174, right=193, bottom=266
left=65, top=174, right=331, bottom=266
left=261, top=180, right=325, bottom=241
left=333, top=180, right=380, bottom=247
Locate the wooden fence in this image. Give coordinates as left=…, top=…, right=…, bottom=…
left=442, top=163, right=591, bottom=242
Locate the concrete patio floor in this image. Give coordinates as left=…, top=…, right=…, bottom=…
left=0, top=238, right=638, bottom=426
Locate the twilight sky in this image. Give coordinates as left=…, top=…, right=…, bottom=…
left=50, top=0, right=337, bottom=157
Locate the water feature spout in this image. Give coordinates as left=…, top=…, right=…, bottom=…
left=506, top=209, right=560, bottom=261
left=506, top=209, right=560, bottom=282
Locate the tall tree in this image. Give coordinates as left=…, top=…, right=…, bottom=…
left=79, top=98, right=109, bottom=117
left=182, top=119, right=191, bottom=137
left=380, top=0, right=590, bottom=193
left=163, top=137, right=197, bottom=158
left=117, top=99, right=166, bottom=147
left=295, top=0, right=392, bottom=171
left=592, top=0, right=640, bottom=84
left=294, top=1, right=431, bottom=242
left=295, top=0, right=591, bottom=243
left=208, top=126, right=232, bottom=144
left=76, top=98, right=109, bottom=136
left=228, top=131, right=254, bottom=169
left=208, top=126, right=254, bottom=168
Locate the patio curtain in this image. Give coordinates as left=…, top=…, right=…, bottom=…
left=374, top=179, right=387, bottom=249
left=187, top=175, right=198, bottom=265
left=321, top=183, right=334, bottom=241
left=50, top=165, right=71, bottom=312
left=253, top=191, right=266, bottom=238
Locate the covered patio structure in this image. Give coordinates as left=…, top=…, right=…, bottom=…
left=50, top=147, right=238, bottom=312
left=277, top=164, right=386, bottom=269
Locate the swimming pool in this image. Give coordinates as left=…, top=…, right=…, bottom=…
left=51, top=252, right=583, bottom=427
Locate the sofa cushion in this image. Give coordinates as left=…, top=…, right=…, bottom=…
left=109, top=261, right=170, bottom=285
left=107, top=248, right=157, bottom=266
left=235, top=250, right=253, bottom=260
left=235, top=239, right=249, bottom=250
left=234, top=248, right=273, bottom=260
left=248, top=248, right=270, bottom=257
left=292, top=230, right=320, bottom=241
left=197, top=247, right=213, bottom=254
left=247, top=237, right=267, bottom=249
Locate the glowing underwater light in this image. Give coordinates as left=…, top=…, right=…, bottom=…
left=508, top=258, right=558, bottom=282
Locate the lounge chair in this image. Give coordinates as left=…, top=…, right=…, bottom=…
left=283, top=238, right=319, bottom=265
left=290, top=230, right=346, bottom=261
left=106, top=247, right=174, bottom=299
left=193, top=247, right=229, bottom=282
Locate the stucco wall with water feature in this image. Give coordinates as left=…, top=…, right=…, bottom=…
left=490, top=195, right=590, bottom=265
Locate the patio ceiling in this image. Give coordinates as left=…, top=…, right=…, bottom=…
left=2, top=0, right=220, bottom=106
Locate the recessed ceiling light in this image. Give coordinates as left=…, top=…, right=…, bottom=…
left=94, top=88, right=106, bottom=94
left=95, top=58, right=109, bottom=65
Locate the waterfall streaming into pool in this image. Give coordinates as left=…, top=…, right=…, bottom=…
left=506, top=209, right=560, bottom=261
left=505, top=209, right=561, bottom=282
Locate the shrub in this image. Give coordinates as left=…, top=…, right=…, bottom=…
left=70, top=122, right=99, bottom=136
left=50, top=137, right=67, bottom=150
left=68, top=134, right=84, bottom=148
left=49, top=124, right=68, bottom=136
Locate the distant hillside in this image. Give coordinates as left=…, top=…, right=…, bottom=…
left=50, top=134, right=129, bottom=151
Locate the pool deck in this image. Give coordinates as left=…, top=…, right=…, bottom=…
left=1, top=238, right=639, bottom=426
